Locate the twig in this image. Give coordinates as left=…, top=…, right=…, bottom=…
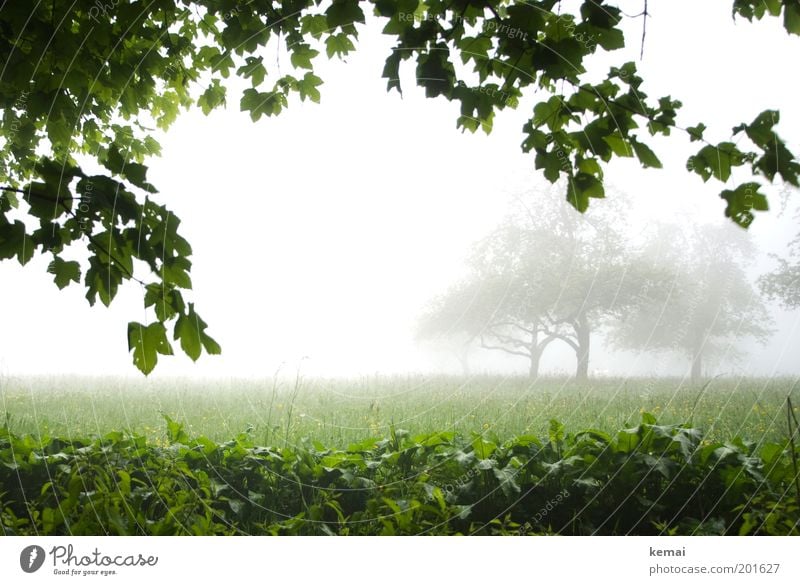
left=0, top=185, right=74, bottom=200
left=640, top=0, right=649, bottom=60
left=483, top=0, right=501, bottom=21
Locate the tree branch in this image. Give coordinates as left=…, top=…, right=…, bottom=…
left=1, top=185, right=75, bottom=201
left=546, top=329, right=578, bottom=351
left=480, top=335, right=531, bottom=358
left=485, top=328, right=531, bottom=350
left=482, top=0, right=501, bottom=21
left=640, top=0, right=649, bottom=60
left=537, top=333, right=559, bottom=351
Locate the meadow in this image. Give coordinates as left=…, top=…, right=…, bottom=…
left=2, top=375, right=799, bottom=536
left=1, top=374, right=797, bottom=447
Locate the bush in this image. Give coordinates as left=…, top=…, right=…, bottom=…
left=1, top=414, right=798, bottom=535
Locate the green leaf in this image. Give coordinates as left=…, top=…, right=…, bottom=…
left=198, top=80, right=227, bottom=114
left=104, top=146, right=153, bottom=191
left=24, top=182, right=64, bottom=220
left=492, top=465, right=521, bottom=496
left=719, top=182, right=769, bottom=228
left=162, top=256, right=193, bottom=289
left=535, top=150, right=567, bottom=183
left=458, top=36, right=493, bottom=65
left=297, top=73, right=323, bottom=103
left=47, top=116, right=73, bottom=147
left=174, top=303, right=221, bottom=362
left=290, top=44, right=319, bottom=70
left=237, top=57, right=266, bottom=88
left=0, top=190, right=19, bottom=211
left=174, top=313, right=202, bottom=361
left=549, top=419, right=565, bottom=446
left=457, top=115, right=480, bottom=134
left=0, top=220, right=27, bottom=261
left=602, top=132, right=633, bottom=157
left=127, top=322, right=174, bottom=375
left=594, top=27, right=625, bottom=51
left=144, top=283, right=185, bottom=321
left=784, top=3, right=800, bottom=34
left=416, top=49, right=455, bottom=98
left=630, top=139, right=662, bottom=168
left=533, top=96, right=566, bottom=131
left=162, top=413, right=190, bottom=444
left=84, top=254, right=124, bottom=307
left=688, top=143, right=743, bottom=183
left=240, top=88, right=285, bottom=121
left=326, top=33, right=356, bottom=59
left=708, top=143, right=737, bottom=182
left=686, top=123, right=706, bottom=142
left=737, top=109, right=779, bottom=146
left=567, top=172, right=605, bottom=212
left=472, top=436, right=497, bottom=459
left=122, top=163, right=151, bottom=191
left=736, top=112, right=800, bottom=185
left=577, top=157, right=603, bottom=178
left=47, top=257, right=81, bottom=289
left=301, top=14, right=330, bottom=39
left=382, top=51, right=403, bottom=94
left=326, top=0, right=365, bottom=31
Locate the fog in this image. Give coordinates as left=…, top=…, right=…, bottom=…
left=1, top=1, right=798, bottom=380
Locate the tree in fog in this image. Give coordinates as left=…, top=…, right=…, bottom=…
left=419, top=189, right=650, bottom=380
left=415, top=278, right=491, bottom=376
left=760, top=201, right=800, bottom=308
left=418, top=221, right=566, bottom=379
left=611, top=222, right=773, bottom=383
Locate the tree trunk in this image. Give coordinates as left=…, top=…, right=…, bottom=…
left=528, top=346, right=541, bottom=379
left=529, top=331, right=558, bottom=379
left=575, top=314, right=590, bottom=382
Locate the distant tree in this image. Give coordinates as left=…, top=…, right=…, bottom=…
left=417, top=244, right=563, bottom=379
left=759, top=202, right=800, bottom=308
left=611, top=222, right=773, bottom=383
left=415, top=277, right=489, bottom=376
left=418, top=188, right=651, bottom=380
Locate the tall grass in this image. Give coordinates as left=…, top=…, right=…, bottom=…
left=0, top=374, right=798, bottom=447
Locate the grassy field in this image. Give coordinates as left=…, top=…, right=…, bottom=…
left=2, top=374, right=797, bottom=446
left=2, top=374, right=799, bottom=535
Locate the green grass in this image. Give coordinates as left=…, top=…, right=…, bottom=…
left=2, top=375, right=799, bottom=535
left=1, top=374, right=797, bottom=447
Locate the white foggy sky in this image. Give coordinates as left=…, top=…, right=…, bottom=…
left=1, top=1, right=799, bottom=379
